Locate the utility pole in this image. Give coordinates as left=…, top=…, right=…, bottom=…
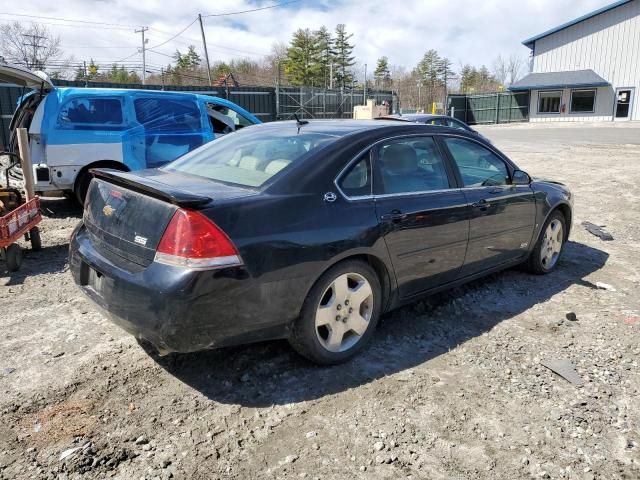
left=83, top=60, right=88, bottom=87
left=329, top=63, right=333, bottom=90
left=363, top=63, right=367, bottom=103
left=22, top=33, right=46, bottom=69
left=198, top=14, right=213, bottom=86
left=135, top=27, right=149, bottom=85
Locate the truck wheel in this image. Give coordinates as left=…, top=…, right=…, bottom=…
left=6, top=244, right=23, bottom=272
left=29, top=227, right=42, bottom=251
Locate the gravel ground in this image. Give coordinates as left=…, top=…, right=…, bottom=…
left=1, top=122, right=639, bottom=480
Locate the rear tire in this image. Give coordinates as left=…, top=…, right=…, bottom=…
left=74, top=171, right=92, bottom=206
left=5, top=244, right=23, bottom=272
left=526, top=210, right=566, bottom=274
left=289, top=260, right=382, bottom=365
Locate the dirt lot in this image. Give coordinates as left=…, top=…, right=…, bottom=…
left=1, top=122, right=639, bottom=480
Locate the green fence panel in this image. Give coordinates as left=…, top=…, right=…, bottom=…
left=447, top=91, right=529, bottom=125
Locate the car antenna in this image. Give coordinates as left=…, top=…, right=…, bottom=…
left=294, top=114, right=309, bottom=133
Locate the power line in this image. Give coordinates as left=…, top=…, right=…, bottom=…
left=0, top=20, right=133, bottom=31
left=0, top=12, right=141, bottom=28
left=202, top=0, right=302, bottom=17
left=147, top=19, right=197, bottom=50
left=61, top=45, right=136, bottom=49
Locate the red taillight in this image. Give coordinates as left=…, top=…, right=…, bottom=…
left=155, top=209, right=241, bottom=269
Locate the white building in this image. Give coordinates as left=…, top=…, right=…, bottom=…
left=511, top=0, right=639, bottom=122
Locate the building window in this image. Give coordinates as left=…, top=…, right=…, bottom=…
left=538, top=91, right=562, bottom=114
left=570, top=89, right=596, bottom=113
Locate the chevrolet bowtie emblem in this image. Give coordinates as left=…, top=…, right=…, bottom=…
left=103, top=204, right=115, bottom=216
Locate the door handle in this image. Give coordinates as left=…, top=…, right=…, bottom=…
left=471, top=199, right=491, bottom=209
left=381, top=210, right=407, bottom=222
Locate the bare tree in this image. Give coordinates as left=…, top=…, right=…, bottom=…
left=507, top=54, right=524, bottom=85
left=492, top=55, right=508, bottom=87
left=0, top=22, right=65, bottom=72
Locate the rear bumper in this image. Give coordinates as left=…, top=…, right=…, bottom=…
left=69, top=224, right=294, bottom=353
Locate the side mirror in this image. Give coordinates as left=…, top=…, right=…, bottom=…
left=512, top=170, right=531, bottom=185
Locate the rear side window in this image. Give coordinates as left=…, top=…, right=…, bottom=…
left=445, top=118, right=467, bottom=130
left=377, top=137, right=450, bottom=194
left=134, top=97, right=201, bottom=132
left=443, top=137, right=509, bottom=187
left=58, top=98, right=123, bottom=126
left=339, top=155, right=371, bottom=197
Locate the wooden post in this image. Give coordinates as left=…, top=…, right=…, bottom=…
left=16, top=128, right=35, bottom=201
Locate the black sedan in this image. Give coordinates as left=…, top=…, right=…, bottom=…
left=378, top=114, right=490, bottom=141
left=69, top=120, right=573, bottom=365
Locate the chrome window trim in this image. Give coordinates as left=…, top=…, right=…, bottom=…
left=439, top=133, right=516, bottom=187
left=333, top=132, right=520, bottom=201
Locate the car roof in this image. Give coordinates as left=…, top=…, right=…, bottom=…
left=51, top=87, right=261, bottom=123
left=383, top=114, right=450, bottom=121
left=245, top=119, right=469, bottom=138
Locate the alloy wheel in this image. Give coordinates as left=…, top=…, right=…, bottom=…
left=314, top=272, right=374, bottom=353
left=540, top=219, right=563, bottom=269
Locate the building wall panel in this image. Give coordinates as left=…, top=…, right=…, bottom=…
left=532, top=0, right=640, bottom=120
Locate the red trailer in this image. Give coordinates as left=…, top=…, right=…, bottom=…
left=0, top=152, right=42, bottom=272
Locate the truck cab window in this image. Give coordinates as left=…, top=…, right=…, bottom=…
left=207, top=104, right=253, bottom=135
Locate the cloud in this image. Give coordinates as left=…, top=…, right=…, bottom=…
left=0, top=0, right=616, bottom=76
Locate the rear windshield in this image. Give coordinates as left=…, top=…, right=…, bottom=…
left=163, top=127, right=339, bottom=187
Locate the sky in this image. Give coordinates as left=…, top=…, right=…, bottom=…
left=0, top=0, right=620, bottom=78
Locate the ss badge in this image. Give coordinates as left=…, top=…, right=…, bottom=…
left=134, top=235, right=148, bottom=246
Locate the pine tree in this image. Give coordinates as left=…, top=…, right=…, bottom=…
left=333, top=24, right=355, bottom=88
left=459, top=64, right=476, bottom=93
left=74, top=65, right=86, bottom=81
left=416, top=50, right=442, bottom=90
left=186, top=45, right=201, bottom=68
left=284, top=28, right=320, bottom=86
left=437, top=57, right=456, bottom=92
left=314, top=26, right=334, bottom=88
left=373, top=56, right=391, bottom=89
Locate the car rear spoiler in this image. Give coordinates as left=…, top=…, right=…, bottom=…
left=90, top=169, right=211, bottom=208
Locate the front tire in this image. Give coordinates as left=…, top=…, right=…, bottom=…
left=289, top=260, right=382, bottom=365
left=526, top=210, right=566, bottom=274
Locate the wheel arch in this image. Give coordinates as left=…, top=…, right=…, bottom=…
left=73, top=159, right=129, bottom=192
left=301, top=251, right=395, bottom=316
left=543, top=201, right=572, bottom=241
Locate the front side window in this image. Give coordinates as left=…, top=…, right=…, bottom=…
left=207, top=104, right=253, bottom=134
left=376, top=137, right=450, bottom=194
left=570, top=89, right=596, bottom=113
left=133, top=97, right=201, bottom=132
left=538, top=91, right=562, bottom=113
left=339, top=154, right=371, bottom=197
left=443, top=137, right=509, bottom=187
left=58, top=98, right=123, bottom=126
left=164, top=127, right=338, bottom=188
left=445, top=118, right=468, bottom=131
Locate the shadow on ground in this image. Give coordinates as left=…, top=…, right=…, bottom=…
left=38, top=197, right=83, bottom=219
left=146, top=241, right=608, bottom=407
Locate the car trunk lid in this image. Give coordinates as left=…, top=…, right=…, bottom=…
left=84, top=169, right=256, bottom=267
